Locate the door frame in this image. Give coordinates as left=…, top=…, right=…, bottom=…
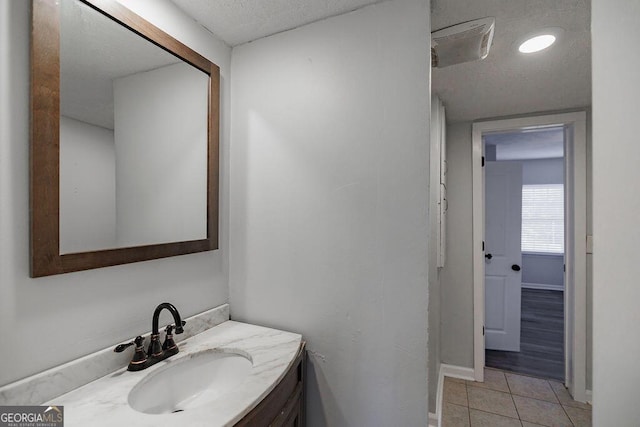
left=471, top=111, right=587, bottom=402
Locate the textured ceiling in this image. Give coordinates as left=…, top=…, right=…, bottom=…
left=64, top=0, right=591, bottom=127
left=170, top=0, right=385, bottom=46
left=171, top=0, right=590, bottom=121
left=432, top=0, right=591, bottom=122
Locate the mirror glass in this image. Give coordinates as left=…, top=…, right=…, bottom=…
left=31, top=0, right=218, bottom=277
left=59, top=0, right=208, bottom=254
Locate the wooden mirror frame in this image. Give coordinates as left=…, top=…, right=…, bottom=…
left=30, top=0, right=219, bottom=277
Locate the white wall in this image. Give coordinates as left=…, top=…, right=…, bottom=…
left=0, top=0, right=230, bottom=387
left=592, top=0, right=640, bottom=423
left=114, top=63, right=207, bottom=247
left=229, top=0, right=431, bottom=424
left=440, top=122, right=475, bottom=368
left=522, top=254, right=564, bottom=288
left=59, top=116, right=116, bottom=253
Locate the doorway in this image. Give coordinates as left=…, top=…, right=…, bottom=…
left=471, top=112, right=588, bottom=402
left=483, top=126, right=566, bottom=381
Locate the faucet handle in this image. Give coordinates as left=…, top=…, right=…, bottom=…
left=114, top=342, right=134, bottom=353
left=114, top=336, right=145, bottom=353
left=113, top=335, right=143, bottom=353
left=162, top=324, right=180, bottom=354
left=115, top=335, right=148, bottom=371
left=118, top=336, right=149, bottom=371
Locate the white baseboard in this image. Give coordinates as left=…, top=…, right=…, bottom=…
left=435, top=365, right=444, bottom=427
left=440, top=364, right=475, bottom=381
left=522, top=282, right=564, bottom=292
left=432, top=364, right=475, bottom=427
left=428, top=412, right=438, bottom=427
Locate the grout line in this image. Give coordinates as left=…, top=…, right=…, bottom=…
left=499, top=367, right=564, bottom=383
left=508, top=393, right=559, bottom=405
left=465, top=380, right=471, bottom=426
left=546, top=378, right=577, bottom=425
left=502, top=370, right=561, bottom=404
left=510, top=392, right=577, bottom=408
left=507, top=386, right=567, bottom=406
left=446, top=402, right=469, bottom=408
left=552, top=384, right=577, bottom=427
left=474, top=369, right=523, bottom=422
left=503, top=370, right=530, bottom=424
left=545, top=379, right=560, bottom=404
left=506, top=378, right=523, bottom=422
left=464, top=380, right=469, bottom=407
left=549, top=378, right=563, bottom=403
left=469, top=407, right=521, bottom=421
left=548, top=379, right=593, bottom=412
left=504, top=370, right=513, bottom=395
left=440, top=401, right=472, bottom=426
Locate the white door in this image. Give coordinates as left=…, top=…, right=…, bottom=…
left=485, top=161, right=523, bottom=351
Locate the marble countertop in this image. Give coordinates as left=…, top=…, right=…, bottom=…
left=45, top=321, right=302, bottom=427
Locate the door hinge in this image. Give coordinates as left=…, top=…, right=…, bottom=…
left=482, top=156, right=485, bottom=167
left=482, top=241, right=485, bottom=251
left=483, top=326, right=485, bottom=336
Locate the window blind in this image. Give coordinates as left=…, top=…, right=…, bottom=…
left=521, top=184, right=564, bottom=253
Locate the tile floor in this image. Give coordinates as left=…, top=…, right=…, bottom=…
left=442, top=368, right=592, bottom=427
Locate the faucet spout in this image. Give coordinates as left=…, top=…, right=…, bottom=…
left=152, top=302, right=184, bottom=335
left=148, top=302, right=185, bottom=359
left=119, top=302, right=186, bottom=371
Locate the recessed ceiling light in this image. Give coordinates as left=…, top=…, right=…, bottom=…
left=517, top=28, right=564, bottom=54
left=519, top=34, right=556, bottom=53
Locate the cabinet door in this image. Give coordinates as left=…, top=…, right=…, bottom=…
left=270, top=382, right=303, bottom=427
left=281, top=398, right=302, bottom=427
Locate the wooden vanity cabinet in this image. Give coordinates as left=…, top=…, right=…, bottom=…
left=235, top=342, right=306, bottom=427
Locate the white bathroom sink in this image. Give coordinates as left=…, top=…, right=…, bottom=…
left=128, top=350, right=252, bottom=414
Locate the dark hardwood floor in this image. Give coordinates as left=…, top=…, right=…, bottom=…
left=485, top=288, right=564, bottom=381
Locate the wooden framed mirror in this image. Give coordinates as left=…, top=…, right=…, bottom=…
left=30, top=0, right=219, bottom=277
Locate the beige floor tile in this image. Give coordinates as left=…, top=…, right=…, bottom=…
left=564, top=405, right=592, bottom=427
left=469, top=409, right=522, bottom=427
left=446, top=376, right=467, bottom=384
left=444, top=378, right=469, bottom=406
left=443, top=402, right=470, bottom=427
left=521, top=422, right=546, bottom=427
left=467, top=368, right=510, bottom=393
left=505, top=372, right=558, bottom=403
left=467, top=386, right=519, bottom=419
left=513, top=395, right=572, bottom=427
left=549, top=381, right=592, bottom=410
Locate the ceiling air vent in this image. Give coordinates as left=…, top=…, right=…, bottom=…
left=432, top=17, right=495, bottom=68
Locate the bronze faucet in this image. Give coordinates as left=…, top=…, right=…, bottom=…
left=114, top=302, right=186, bottom=371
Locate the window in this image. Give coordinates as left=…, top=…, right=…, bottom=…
left=521, top=184, right=564, bottom=253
